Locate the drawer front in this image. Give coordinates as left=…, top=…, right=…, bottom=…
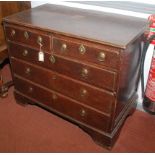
left=53, top=37, right=120, bottom=70
left=9, top=42, right=117, bottom=91
left=5, top=25, right=51, bottom=52
left=11, top=58, right=115, bottom=114
left=14, top=76, right=110, bottom=132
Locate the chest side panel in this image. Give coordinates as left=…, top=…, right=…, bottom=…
left=113, top=36, right=142, bottom=127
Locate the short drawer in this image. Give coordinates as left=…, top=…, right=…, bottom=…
left=5, top=25, right=51, bottom=52
left=9, top=42, right=117, bottom=91
left=11, top=58, right=115, bottom=114
left=14, top=76, right=110, bottom=132
left=53, top=37, right=120, bottom=70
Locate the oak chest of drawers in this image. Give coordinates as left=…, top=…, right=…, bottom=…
left=3, top=4, right=147, bottom=148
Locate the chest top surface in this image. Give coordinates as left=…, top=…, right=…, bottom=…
left=3, top=3, right=147, bottom=48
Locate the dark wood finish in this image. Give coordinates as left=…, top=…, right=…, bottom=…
left=53, top=36, right=120, bottom=70
left=0, top=2, right=31, bottom=43
left=8, top=42, right=116, bottom=91
left=5, top=25, right=52, bottom=52
left=0, top=43, right=7, bottom=60
left=14, top=76, right=110, bottom=132
left=11, top=58, right=115, bottom=114
left=114, top=37, right=142, bottom=126
left=3, top=4, right=147, bottom=48
left=0, top=1, right=31, bottom=97
left=3, top=4, right=147, bottom=148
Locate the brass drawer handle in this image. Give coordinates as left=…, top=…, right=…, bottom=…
left=24, top=31, right=29, bottom=40
left=52, top=93, right=57, bottom=100
left=25, top=67, right=31, bottom=74
left=98, top=52, right=106, bottom=62
left=80, top=88, right=87, bottom=97
left=80, top=109, right=86, bottom=117
left=28, top=87, right=33, bottom=93
left=37, top=36, right=43, bottom=45
left=79, top=44, right=86, bottom=54
left=81, top=68, right=88, bottom=78
left=49, top=55, right=56, bottom=64
left=61, top=43, right=67, bottom=52
left=11, top=29, right=16, bottom=37
left=23, top=49, right=28, bottom=56
left=52, top=75, right=57, bottom=80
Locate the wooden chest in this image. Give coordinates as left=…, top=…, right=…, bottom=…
left=3, top=4, right=147, bottom=148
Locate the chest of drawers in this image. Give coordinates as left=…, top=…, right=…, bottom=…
left=3, top=4, right=147, bottom=148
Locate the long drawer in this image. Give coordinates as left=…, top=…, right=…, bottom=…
left=13, top=76, right=110, bottom=132
left=5, top=25, right=52, bottom=52
left=11, top=58, right=115, bottom=114
left=53, top=36, right=120, bottom=70
left=9, top=42, right=117, bottom=91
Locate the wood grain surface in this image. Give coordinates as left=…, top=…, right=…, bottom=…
left=3, top=4, right=147, bottom=48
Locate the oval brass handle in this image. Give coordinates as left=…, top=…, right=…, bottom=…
left=23, top=49, right=28, bottom=56
left=25, top=67, right=31, bottom=74
left=79, top=44, right=86, bottom=54
left=24, top=31, right=29, bottom=40
left=49, top=55, right=56, bottom=64
left=80, top=109, right=86, bottom=117
left=80, top=88, right=87, bottom=97
left=52, top=93, right=58, bottom=100
left=98, top=52, right=106, bottom=62
left=28, top=87, right=33, bottom=93
left=11, top=29, right=16, bottom=37
left=61, top=43, right=67, bottom=52
left=81, top=68, right=88, bottom=78
left=52, top=75, right=57, bottom=80
left=37, top=36, right=43, bottom=45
